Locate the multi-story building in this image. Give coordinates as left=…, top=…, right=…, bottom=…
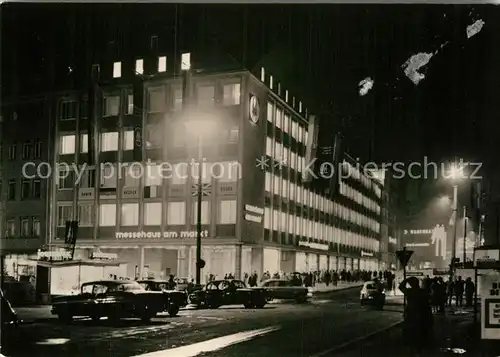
left=47, top=55, right=384, bottom=283
left=1, top=96, right=51, bottom=281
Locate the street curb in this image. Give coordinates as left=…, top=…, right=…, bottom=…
left=309, top=320, right=403, bottom=357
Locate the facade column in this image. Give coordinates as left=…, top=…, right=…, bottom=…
left=235, top=245, right=242, bottom=280
left=139, top=246, right=145, bottom=279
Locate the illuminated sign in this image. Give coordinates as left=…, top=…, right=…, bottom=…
left=116, top=230, right=209, bottom=239
left=244, top=204, right=264, bottom=223
left=405, top=243, right=430, bottom=248
left=249, top=95, right=260, bottom=124
left=299, top=241, right=329, bottom=251
left=245, top=205, right=264, bottom=215
left=37, top=250, right=71, bottom=261
left=389, top=237, right=397, bottom=245
left=474, top=249, right=500, bottom=268
left=90, top=252, right=118, bottom=260
left=244, top=214, right=262, bottom=223
left=361, top=251, right=374, bottom=257
left=404, top=229, right=433, bottom=235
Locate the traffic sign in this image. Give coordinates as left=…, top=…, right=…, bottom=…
left=396, top=249, right=414, bottom=267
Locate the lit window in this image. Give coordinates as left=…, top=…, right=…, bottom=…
left=158, top=56, right=167, bottom=72
left=22, top=142, right=32, bottom=160
left=121, top=203, right=139, bottom=226
left=280, top=212, right=287, bottom=231
left=282, top=147, right=289, bottom=166
left=127, top=95, right=134, bottom=115
left=266, top=137, right=273, bottom=156
left=124, top=164, right=141, bottom=187
left=288, top=214, right=294, bottom=234
left=145, top=124, right=162, bottom=149
left=32, top=218, right=41, bottom=237
left=135, top=59, right=144, bottom=75
left=113, top=62, right=121, bottom=78
left=273, top=210, right=279, bottom=230
left=6, top=220, right=15, bottom=237
left=60, top=135, right=76, bottom=155
left=218, top=200, right=237, bottom=224
left=283, top=114, right=290, bottom=134
left=273, top=174, right=280, bottom=195
left=81, top=134, right=88, bottom=153
left=193, top=201, right=210, bottom=224
left=223, top=83, right=241, bottom=105
left=298, top=126, right=303, bottom=143
left=144, top=202, right=162, bottom=225
left=99, top=204, right=116, bottom=227
left=267, top=102, right=274, bottom=123
left=171, top=163, right=188, bottom=184
left=123, top=130, right=134, bottom=151
left=101, top=132, right=119, bottom=152
left=290, top=152, right=296, bottom=169
left=276, top=108, right=282, bottom=129
left=167, top=202, right=186, bottom=225
left=295, top=217, right=300, bottom=235
left=148, top=88, right=165, bottom=113
left=57, top=205, right=73, bottom=227
left=34, top=140, right=42, bottom=158
left=8, top=144, right=16, bottom=160
left=104, top=96, right=120, bottom=116
left=197, top=85, right=215, bottom=106
left=289, top=182, right=296, bottom=202
left=264, top=207, right=271, bottom=229
left=100, top=163, right=117, bottom=188
left=265, top=172, right=271, bottom=192
left=281, top=178, right=288, bottom=198
left=145, top=164, right=163, bottom=186
left=274, top=142, right=282, bottom=161
left=77, top=204, right=93, bottom=227
left=21, top=219, right=30, bottom=237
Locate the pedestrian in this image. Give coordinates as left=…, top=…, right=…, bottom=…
left=454, top=276, right=465, bottom=307
left=399, top=277, right=434, bottom=356
left=465, top=277, right=475, bottom=307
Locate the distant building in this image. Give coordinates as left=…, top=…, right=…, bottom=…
left=1, top=95, right=51, bottom=281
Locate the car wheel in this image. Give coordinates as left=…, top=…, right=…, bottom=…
left=167, top=303, right=180, bottom=317
left=243, top=302, right=254, bottom=309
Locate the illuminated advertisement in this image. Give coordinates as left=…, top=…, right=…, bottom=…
left=480, top=272, right=500, bottom=339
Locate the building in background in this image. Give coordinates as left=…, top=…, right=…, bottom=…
left=1, top=96, right=51, bottom=283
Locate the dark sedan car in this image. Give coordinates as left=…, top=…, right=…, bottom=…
left=260, top=279, right=311, bottom=303
left=138, top=280, right=187, bottom=316
left=51, top=280, right=165, bottom=323
left=188, top=279, right=267, bottom=309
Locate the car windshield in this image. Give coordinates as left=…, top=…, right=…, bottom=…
left=175, top=278, right=188, bottom=284
left=140, top=282, right=168, bottom=291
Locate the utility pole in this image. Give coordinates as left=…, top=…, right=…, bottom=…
left=462, top=206, right=467, bottom=266
left=450, top=184, right=458, bottom=281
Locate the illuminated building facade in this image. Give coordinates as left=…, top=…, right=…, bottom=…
left=47, top=55, right=384, bottom=282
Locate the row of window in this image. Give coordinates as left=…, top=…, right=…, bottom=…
left=263, top=207, right=380, bottom=251
left=4, top=179, right=42, bottom=200
left=339, top=182, right=380, bottom=215
left=343, top=161, right=382, bottom=198
left=60, top=82, right=241, bottom=121
left=57, top=161, right=240, bottom=190
left=264, top=172, right=380, bottom=233
left=5, top=217, right=41, bottom=238
left=266, top=137, right=305, bottom=172
left=267, top=101, right=308, bottom=144
left=2, top=141, right=43, bottom=161
left=57, top=199, right=237, bottom=227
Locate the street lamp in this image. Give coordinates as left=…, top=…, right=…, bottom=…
left=447, top=163, right=464, bottom=281
left=184, top=117, right=217, bottom=286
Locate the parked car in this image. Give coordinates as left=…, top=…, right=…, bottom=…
left=51, top=280, right=165, bottom=323
left=138, top=280, right=187, bottom=316
left=174, top=277, right=190, bottom=292
left=260, top=279, right=310, bottom=303
left=360, top=280, right=386, bottom=309
left=188, top=279, right=267, bottom=309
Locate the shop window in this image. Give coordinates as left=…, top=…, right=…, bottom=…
left=167, top=202, right=186, bottom=225
left=144, top=202, right=162, bottom=225
left=192, top=201, right=210, bottom=224
left=99, top=204, right=116, bottom=227
left=218, top=200, right=236, bottom=224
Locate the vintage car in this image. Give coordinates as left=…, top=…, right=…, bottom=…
left=360, top=280, right=386, bottom=309
left=137, top=280, right=188, bottom=316
left=174, top=277, right=190, bottom=291
left=188, top=279, right=267, bottom=309
left=51, top=280, right=165, bottom=323
left=260, top=279, right=311, bottom=303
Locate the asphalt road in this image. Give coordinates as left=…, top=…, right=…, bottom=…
left=1, top=289, right=403, bottom=357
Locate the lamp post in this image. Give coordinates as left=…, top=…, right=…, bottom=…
left=194, top=136, right=203, bottom=286
left=450, top=183, right=458, bottom=280
left=462, top=206, right=467, bottom=266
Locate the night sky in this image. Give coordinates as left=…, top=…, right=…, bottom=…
left=2, top=4, right=500, bottom=170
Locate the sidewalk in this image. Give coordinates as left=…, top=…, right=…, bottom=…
left=330, top=308, right=500, bottom=357
left=311, top=282, right=363, bottom=294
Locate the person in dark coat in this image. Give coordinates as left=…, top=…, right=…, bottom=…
left=454, top=276, right=465, bottom=307
left=399, top=277, right=434, bottom=355
left=465, top=277, right=475, bottom=307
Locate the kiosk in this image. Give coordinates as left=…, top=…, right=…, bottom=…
left=473, top=246, right=500, bottom=340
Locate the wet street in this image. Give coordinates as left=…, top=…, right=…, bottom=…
left=2, top=289, right=403, bottom=357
